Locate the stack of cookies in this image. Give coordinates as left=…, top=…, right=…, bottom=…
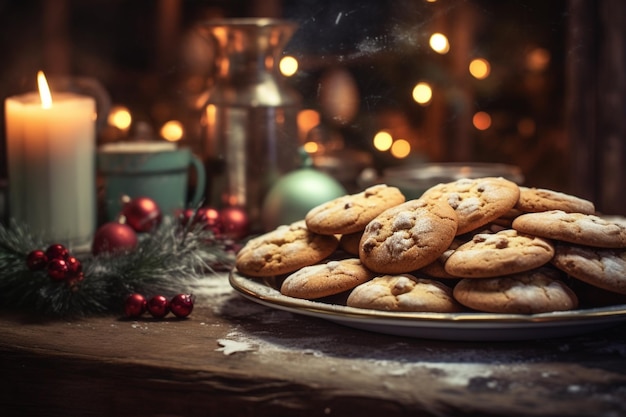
left=235, top=180, right=626, bottom=315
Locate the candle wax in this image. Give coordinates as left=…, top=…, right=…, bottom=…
left=5, top=91, right=96, bottom=245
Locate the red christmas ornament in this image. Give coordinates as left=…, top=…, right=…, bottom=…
left=26, top=250, right=48, bottom=270
left=180, top=207, right=222, bottom=235
left=120, top=196, right=162, bottom=233
left=124, top=293, right=147, bottom=318
left=198, top=207, right=222, bottom=235
left=169, top=294, right=194, bottom=318
left=147, top=295, right=170, bottom=319
left=92, top=222, right=138, bottom=256
left=177, top=208, right=194, bottom=226
left=45, top=244, right=69, bottom=261
left=47, top=258, right=69, bottom=281
left=66, top=256, right=83, bottom=277
left=220, top=206, right=249, bottom=240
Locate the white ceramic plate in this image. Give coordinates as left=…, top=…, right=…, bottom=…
left=229, top=270, right=626, bottom=341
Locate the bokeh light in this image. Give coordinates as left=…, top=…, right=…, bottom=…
left=390, top=139, right=411, bottom=159
left=160, top=120, right=184, bottom=142
left=279, top=56, right=299, bottom=77
left=297, top=109, right=321, bottom=142
left=373, top=130, right=393, bottom=151
left=108, top=105, right=132, bottom=131
left=412, top=82, right=433, bottom=105
left=429, top=33, right=450, bottom=54
left=303, top=141, right=319, bottom=153
left=526, top=48, right=551, bottom=71
left=469, top=58, right=491, bottom=79
left=473, top=111, right=492, bottom=131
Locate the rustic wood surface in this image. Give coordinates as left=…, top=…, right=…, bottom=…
left=1, top=273, right=625, bottom=417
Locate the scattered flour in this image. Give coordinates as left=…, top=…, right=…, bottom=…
left=418, top=363, right=493, bottom=386
left=213, top=329, right=500, bottom=387
left=216, top=337, right=257, bottom=355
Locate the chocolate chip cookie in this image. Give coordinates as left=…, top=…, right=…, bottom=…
left=420, top=177, right=520, bottom=235
left=359, top=198, right=458, bottom=274
left=236, top=220, right=339, bottom=277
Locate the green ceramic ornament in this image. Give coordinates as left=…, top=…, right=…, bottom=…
left=261, top=152, right=346, bottom=231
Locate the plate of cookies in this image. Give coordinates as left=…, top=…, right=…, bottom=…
left=231, top=179, right=626, bottom=341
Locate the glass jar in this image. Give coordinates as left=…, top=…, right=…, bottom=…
left=198, top=18, right=301, bottom=232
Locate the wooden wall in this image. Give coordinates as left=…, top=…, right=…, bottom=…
left=567, top=0, right=626, bottom=215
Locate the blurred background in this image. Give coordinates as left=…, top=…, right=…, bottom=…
left=0, top=0, right=623, bottom=214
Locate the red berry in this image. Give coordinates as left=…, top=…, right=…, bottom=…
left=26, top=250, right=48, bottom=270
left=124, top=293, right=147, bottom=318
left=147, top=295, right=170, bottom=318
left=92, top=222, right=138, bottom=256
left=169, top=294, right=194, bottom=318
left=47, top=258, right=69, bottom=281
left=46, top=244, right=69, bottom=261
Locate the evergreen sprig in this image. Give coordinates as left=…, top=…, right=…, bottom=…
left=0, top=218, right=236, bottom=317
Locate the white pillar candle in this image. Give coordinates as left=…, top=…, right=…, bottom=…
left=5, top=73, right=96, bottom=246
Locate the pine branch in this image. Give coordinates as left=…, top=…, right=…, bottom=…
left=0, top=218, right=235, bottom=317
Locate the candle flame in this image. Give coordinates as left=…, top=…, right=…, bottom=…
left=37, top=71, right=53, bottom=109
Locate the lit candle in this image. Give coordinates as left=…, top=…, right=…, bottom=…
left=5, top=71, right=96, bottom=246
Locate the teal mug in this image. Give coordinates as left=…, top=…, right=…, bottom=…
left=98, top=142, right=206, bottom=220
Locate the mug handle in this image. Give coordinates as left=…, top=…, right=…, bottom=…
left=189, top=154, right=206, bottom=207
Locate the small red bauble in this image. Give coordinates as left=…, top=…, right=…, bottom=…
left=177, top=208, right=194, bottom=226
left=124, top=293, right=147, bottom=318
left=180, top=207, right=222, bottom=235
left=169, top=294, right=194, bottom=318
left=26, top=250, right=48, bottom=270
left=219, top=206, right=249, bottom=240
left=200, top=207, right=222, bottom=235
left=47, top=258, right=69, bottom=281
left=46, top=244, right=69, bottom=261
left=147, top=295, right=170, bottom=319
left=92, top=222, right=138, bottom=256
left=66, top=256, right=83, bottom=277
left=121, top=196, right=163, bottom=233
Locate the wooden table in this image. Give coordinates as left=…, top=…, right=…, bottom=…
left=1, top=273, right=625, bottom=417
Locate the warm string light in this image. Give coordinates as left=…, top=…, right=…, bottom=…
left=469, top=58, right=491, bottom=79
left=372, top=130, right=411, bottom=159
left=293, top=25, right=540, bottom=158
left=108, top=106, right=132, bottom=131
left=297, top=109, right=320, bottom=143
left=279, top=56, right=298, bottom=77
left=429, top=33, right=449, bottom=54
left=160, top=120, right=184, bottom=142
left=473, top=111, right=492, bottom=130
left=390, top=139, right=411, bottom=159
left=303, top=141, right=319, bottom=153
left=412, top=82, right=433, bottom=105
left=373, top=131, right=393, bottom=151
